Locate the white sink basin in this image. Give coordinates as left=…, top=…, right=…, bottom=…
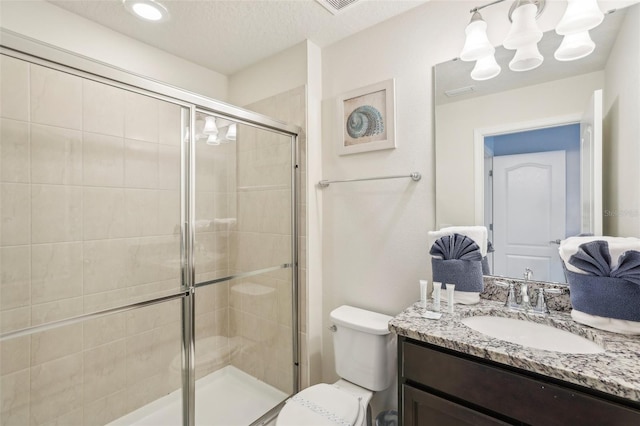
left=461, top=316, right=605, bottom=354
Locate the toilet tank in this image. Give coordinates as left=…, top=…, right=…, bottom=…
left=330, top=305, right=396, bottom=392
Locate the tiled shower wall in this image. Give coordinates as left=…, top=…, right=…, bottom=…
left=0, top=53, right=300, bottom=425
left=0, top=55, right=218, bottom=425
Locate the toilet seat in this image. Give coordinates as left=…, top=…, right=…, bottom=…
left=277, top=383, right=365, bottom=426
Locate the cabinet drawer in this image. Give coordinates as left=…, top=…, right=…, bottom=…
left=403, top=384, right=511, bottom=426
left=402, top=341, right=640, bottom=426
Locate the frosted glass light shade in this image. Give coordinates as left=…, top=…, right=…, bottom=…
left=556, top=0, right=604, bottom=35
left=460, top=13, right=495, bottom=62
left=226, top=123, right=237, bottom=141
left=471, top=54, right=502, bottom=81
left=554, top=31, right=595, bottom=61
left=503, top=3, right=543, bottom=50
left=509, top=42, right=544, bottom=71
left=203, top=116, right=219, bottom=135
left=206, top=134, right=220, bottom=146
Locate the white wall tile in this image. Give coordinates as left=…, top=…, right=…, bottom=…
left=30, top=124, right=82, bottom=185
left=0, top=246, right=31, bottom=310
left=159, top=144, right=180, bottom=190
left=0, top=55, right=29, bottom=121
left=30, top=323, right=83, bottom=366
left=82, top=132, right=124, bottom=187
left=157, top=190, right=180, bottom=236
left=1, top=183, right=30, bottom=246
left=82, top=340, right=126, bottom=404
left=31, top=185, right=82, bottom=244
left=0, top=369, right=30, bottom=426
left=31, top=242, right=83, bottom=304
left=123, top=189, right=158, bottom=236
left=124, top=92, right=158, bottom=143
left=124, top=139, right=158, bottom=189
left=29, top=353, right=83, bottom=424
left=0, top=118, right=30, bottom=183
left=82, top=187, right=126, bottom=240
left=83, top=79, right=124, bottom=137
left=158, top=101, right=182, bottom=146
left=30, top=64, right=82, bottom=130
left=82, top=239, right=132, bottom=295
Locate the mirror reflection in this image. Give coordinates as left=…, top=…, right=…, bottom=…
left=435, top=3, right=639, bottom=284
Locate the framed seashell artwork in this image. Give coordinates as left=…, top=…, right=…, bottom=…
left=337, top=79, right=396, bottom=155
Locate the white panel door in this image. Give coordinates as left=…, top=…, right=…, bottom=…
left=493, top=151, right=566, bottom=282
left=580, top=89, right=603, bottom=235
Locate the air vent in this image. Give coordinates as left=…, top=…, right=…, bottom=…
left=315, top=0, right=360, bottom=15
left=444, top=86, right=475, bottom=97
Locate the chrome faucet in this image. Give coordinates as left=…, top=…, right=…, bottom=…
left=524, top=267, right=533, bottom=281
left=532, top=287, right=563, bottom=315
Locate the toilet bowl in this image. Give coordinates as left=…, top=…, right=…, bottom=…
left=276, top=305, right=395, bottom=426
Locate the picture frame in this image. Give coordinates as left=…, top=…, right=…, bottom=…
left=337, top=78, right=396, bottom=155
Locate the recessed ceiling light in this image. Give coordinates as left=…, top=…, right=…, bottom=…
left=123, top=0, right=169, bottom=22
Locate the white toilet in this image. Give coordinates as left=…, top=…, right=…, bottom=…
left=277, top=305, right=396, bottom=426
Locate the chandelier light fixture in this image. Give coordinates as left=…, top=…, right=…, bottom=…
left=459, top=0, right=604, bottom=81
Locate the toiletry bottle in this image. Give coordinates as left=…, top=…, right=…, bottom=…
left=419, top=280, right=428, bottom=308
left=432, top=282, right=442, bottom=312
left=446, top=283, right=455, bottom=313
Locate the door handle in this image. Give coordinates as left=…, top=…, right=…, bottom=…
left=549, top=239, right=562, bottom=245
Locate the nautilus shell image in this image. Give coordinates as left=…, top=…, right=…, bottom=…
left=346, top=105, right=385, bottom=138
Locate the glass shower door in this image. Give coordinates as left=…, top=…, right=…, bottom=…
left=0, top=53, right=188, bottom=425
left=192, top=111, right=295, bottom=425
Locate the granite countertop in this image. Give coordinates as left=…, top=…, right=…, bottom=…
left=389, top=298, right=640, bottom=402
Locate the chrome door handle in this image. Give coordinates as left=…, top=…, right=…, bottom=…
left=549, top=239, right=562, bottom=245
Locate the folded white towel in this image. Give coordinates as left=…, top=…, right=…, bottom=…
left=428, top=226, right=488, bottom=257
left=571, top=310, right=640, bottom=335
left=558, top=236, right=640, bottom=274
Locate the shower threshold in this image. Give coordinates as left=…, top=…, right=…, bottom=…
left=108, top=365, right=287, bottom=426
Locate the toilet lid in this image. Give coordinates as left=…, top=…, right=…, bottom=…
left=278, top=384, right=362, bottom=426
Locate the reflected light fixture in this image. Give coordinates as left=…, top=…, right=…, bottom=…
left=554, top=31, right=595, bottom=61
left=203, top=116, right=219, bottom=136
left=555, top=0, right=603, bottom=61
left=206, top=134, right=221, bottom=146
left=225, top=124, right=237, bottom=141
left=503, top=1, right=544, bottom=71
left=471, top=54, right=502, bottom=80
left=123, top=0, right=170, bottom=22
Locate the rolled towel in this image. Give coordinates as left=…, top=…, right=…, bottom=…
left=429, top=234, right=483, bottom=261
left=559, top=236, right=640, bottom=274
left=431, top=234, right=484, bottom=298
left=560, top=237, right=640, bottom=332
left=568, top=241, right=640, bottom=285
left=428, top=226, right=488, bottom=257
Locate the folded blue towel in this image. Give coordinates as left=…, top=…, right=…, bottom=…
left=432, top=259, right=484, bottom=292
left=569, top=241, right=640, bottom=285
left=565, top=270, right=640, bottom=321
left=429, top=233, right=483, bottom=261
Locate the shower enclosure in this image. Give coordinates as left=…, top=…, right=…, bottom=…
left=0, top=32, right=299, bottom=426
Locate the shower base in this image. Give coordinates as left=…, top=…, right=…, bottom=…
left=108, top=365, right=287, bottom=426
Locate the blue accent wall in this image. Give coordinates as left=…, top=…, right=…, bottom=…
left=485, top=123, right=581, bottom=237
left=486, top=124, right=580, bottom=155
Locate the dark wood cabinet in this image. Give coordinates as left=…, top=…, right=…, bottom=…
left=399, top=337, right=640, bottom=426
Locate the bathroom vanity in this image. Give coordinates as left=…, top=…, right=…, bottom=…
left=390, top=299, right=640, bottom=426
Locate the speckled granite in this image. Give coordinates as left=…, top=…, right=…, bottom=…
left=389, top=299, right=640, bottom=402
left=482, top=276, right=572, bottom=312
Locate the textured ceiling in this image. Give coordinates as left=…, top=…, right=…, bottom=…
left=49, top=0, right=429, bottom=75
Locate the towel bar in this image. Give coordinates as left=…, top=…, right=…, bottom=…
left=318, top=172, right=421, bottom=188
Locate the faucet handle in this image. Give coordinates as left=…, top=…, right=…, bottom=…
left=533, top=288, right=562, bottom=314
left=524, top=268, right=533, bottom=281
left=495, top=281, right=518, bottom=309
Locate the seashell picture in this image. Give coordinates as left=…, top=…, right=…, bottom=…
left=337, top=79, right=396, bottom=155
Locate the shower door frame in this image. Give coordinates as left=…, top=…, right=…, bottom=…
left=0, top=30, right=301, bottom=426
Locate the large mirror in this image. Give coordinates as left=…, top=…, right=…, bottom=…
left=435, top=2, right=639, bottom=284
